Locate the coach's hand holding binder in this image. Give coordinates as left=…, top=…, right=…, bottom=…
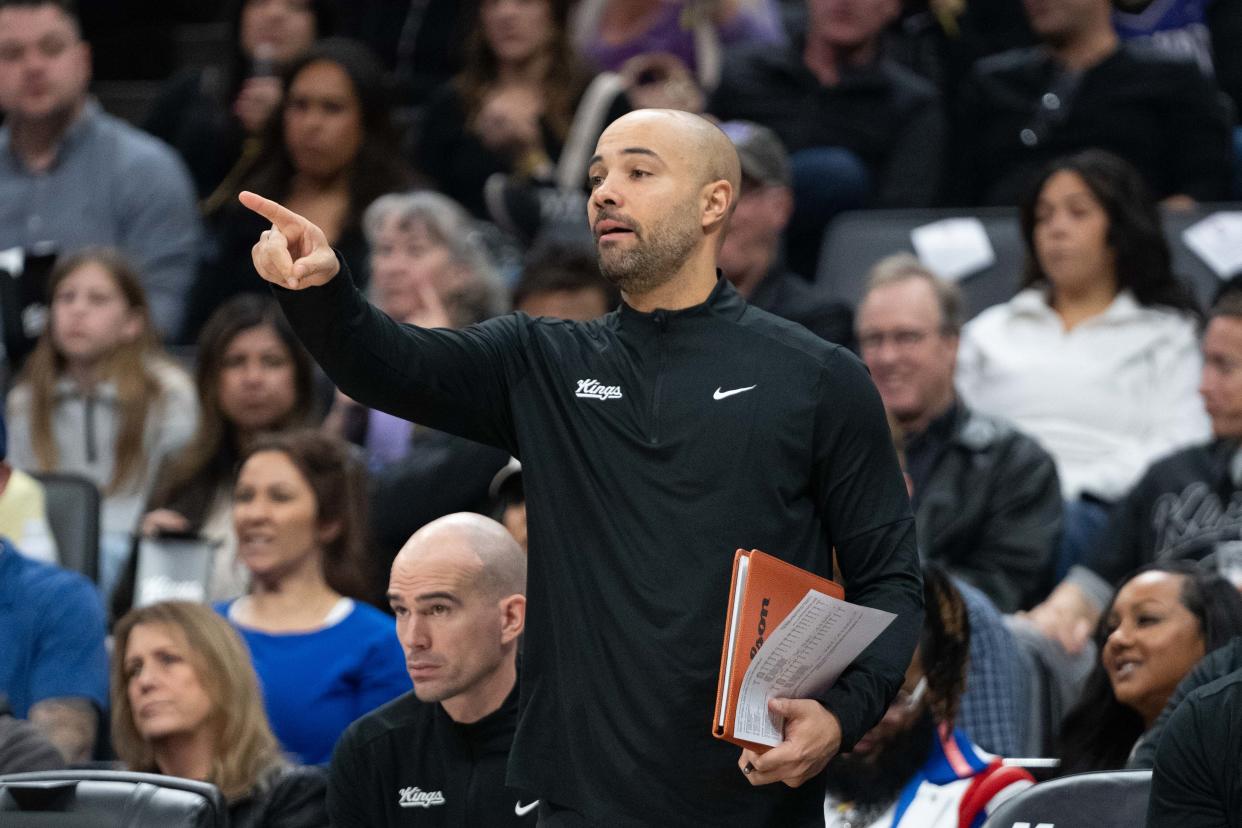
left=714, top=549, right=896, bottom=788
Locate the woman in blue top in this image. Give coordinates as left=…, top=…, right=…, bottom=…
left=215, top=428, right=407, bottom=764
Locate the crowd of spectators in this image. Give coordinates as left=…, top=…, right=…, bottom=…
left=4, top=0, right=1242, bottom=824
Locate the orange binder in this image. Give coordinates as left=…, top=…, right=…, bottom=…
left=712, top=548, right=845, bottom=753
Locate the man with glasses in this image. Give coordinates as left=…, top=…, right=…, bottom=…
left=856, top=254, right=1061, bottom=613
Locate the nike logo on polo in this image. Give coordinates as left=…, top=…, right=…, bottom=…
left=515, top=799, right=540, bottom=817
left=714, top=385, right=757, bottom=400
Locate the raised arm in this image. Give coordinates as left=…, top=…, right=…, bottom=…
left=238, top=192, right=524, bottom=452
left=240, top=191, right=342, bottom=290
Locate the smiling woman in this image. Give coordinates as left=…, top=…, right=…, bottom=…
left=1055, top=560, right=1242, bottom=775
left=112, top=600, right=327, bottom=828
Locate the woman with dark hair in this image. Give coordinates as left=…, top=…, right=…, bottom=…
left=112, top=601, right=327, bottom=827
left=182, top=37, right=413, bottom=342
left=111, top=294, right=318, bottom=619
left=957, top=150, right=1209, bottom=504
left=415, top=0, right=627, bottom=218
left=1056, top=560, right=1242, bottom=775
left=145, top=0, right=338, bottom=204
left=217, top=429, right=407, bottom=765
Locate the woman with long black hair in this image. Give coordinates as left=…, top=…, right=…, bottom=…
left=1056, top=560, right=1242, bottom=775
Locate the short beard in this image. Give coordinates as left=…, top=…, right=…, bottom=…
left=597, top=203, right=701, bottom=297
left=824, top=709, right=937, bottom=809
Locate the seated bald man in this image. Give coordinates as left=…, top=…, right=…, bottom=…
left=327, top=513, right=531, bottom=826
left=244, top=109, right=922, bottom=826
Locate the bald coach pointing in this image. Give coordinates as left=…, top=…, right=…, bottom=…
left=244, top=109, right=922, bottom=826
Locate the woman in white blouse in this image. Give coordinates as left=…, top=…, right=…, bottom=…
left=957, top=150, right=1209, bottom=508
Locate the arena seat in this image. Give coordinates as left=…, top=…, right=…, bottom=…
left=30, top=472, right=101, bottom=584
left=815, top=203, right=1242, bottom=319
left=0, top=769, right=225, bottom=827
left=981, top=768, right=1152, bottom=828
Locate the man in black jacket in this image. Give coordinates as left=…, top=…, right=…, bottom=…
left=241, top=109, right=923, bottom=826
left=950, top=0, right=1231, bottom=206
left=1145, top=664, right=1242, bottom=826
left=328, top=513, right=533, bottom=827
left=857, top=254, right=1062, bottom=613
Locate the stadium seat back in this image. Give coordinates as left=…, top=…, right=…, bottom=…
left=29, top=472, right=101, bottom=584
left=982, top=768, right=1152, bottom=828
left=0, top=770, right=225, bottom=828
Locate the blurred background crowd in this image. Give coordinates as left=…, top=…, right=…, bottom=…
left=4, top=0, right=1242, bottom=824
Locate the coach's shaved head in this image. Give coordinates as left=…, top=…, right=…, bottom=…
left=388, top=513, right=526, bottom=722
left=587, top=109, right=740, bottom=304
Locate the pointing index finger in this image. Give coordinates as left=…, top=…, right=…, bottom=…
left=239, top=190, right=302, bottom=228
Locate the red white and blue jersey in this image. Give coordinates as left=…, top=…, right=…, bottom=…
left=825, top=726, right=1034, bottom=828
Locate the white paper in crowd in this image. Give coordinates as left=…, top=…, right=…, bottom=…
left=731, top=590, right=896, bottom=746
left=1183, top=212, right=1242, bottom=279
left=0, top=247, right=22, bottom=276
left=134, top=537, right=218, bottom=607
left=910, top=217, right=995, bottom=282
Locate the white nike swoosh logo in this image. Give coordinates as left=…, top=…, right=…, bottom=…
left=515, top=800, right=540, bottom=816
left=713, top=385, right=757, bottom=400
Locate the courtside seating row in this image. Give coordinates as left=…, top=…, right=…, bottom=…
left=0, top=767, right=1151, bottom=827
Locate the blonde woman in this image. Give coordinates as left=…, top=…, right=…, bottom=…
left=112, top=601, right=327, bottom=827
left=5, top=248, right=197, bottom=594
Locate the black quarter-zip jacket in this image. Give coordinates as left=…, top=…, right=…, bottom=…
left=277, top=262, right=923, bottom=827
left=327, top=686, right=536, bottom=827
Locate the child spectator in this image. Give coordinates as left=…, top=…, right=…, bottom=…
left=5, top=248, right=197, bottom=594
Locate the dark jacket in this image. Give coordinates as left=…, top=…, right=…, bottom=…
left=914, top=403, right=1062, bottom=612
left=1145, top=659, right=1242, bottom=827
left=328, top=685, right=535, bottom=827
left=1131, top=637, right=1242, bottom=770
left=952, top=43, right=1232, bottom=205
left=1085, top=440, right=1241, bottom=587
left=228, top=764, right=328, bottom=828
left=276, top=259, right=923, bottom=826
left=708, top=41, right=946, bottom=207
left=747, top=266, right=856, bottom=351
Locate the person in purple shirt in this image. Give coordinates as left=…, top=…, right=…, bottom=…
left=579, top=0, right=786, bottom=81
left=214, top=428, right=408, bottom=765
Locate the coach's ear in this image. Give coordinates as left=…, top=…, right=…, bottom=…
left=701, top=178, right=734, bottom=234
left=499, top=594, right=526, bottom=645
